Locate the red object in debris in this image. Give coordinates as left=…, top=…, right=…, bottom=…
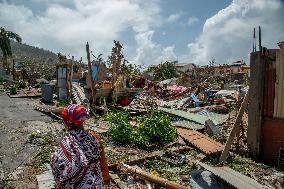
left=117, top=97, right=130, bottom=106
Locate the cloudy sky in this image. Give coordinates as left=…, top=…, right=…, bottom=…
left=0, top=0, right=283, bottom=65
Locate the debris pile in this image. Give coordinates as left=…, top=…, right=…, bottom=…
left=2, top=39, right=284, bottom=189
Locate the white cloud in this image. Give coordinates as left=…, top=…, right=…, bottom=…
left=186, top=0, right=284, bottom=65
left=187, top=16, right=199, bottom=26
left=166, top=12, right=182, bottom=23
left=0, top=0, right=163, bottom=64
left=132, top=30, right=160, bottom=65
left=156, top=45, right=177, bottom=63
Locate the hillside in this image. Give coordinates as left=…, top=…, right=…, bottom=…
left=0, top=41, right=58, bottom=64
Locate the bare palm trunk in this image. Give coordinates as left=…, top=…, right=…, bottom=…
left=3, top=55, right=9, bottom=75
left=0, top=57, right=4, bottom=78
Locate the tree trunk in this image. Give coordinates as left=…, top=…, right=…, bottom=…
left=3, top=55, right=8, bottom=75
left=0, top=56, right=5, bottom=79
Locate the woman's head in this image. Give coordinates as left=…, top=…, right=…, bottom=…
left=62, top=104, right=88, bottom=130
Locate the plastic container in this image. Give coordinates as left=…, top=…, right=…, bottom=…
left=41, top=83, right=55, bottom=103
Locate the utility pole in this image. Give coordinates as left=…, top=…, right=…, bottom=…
left=259, top=26, right=262, bottom=52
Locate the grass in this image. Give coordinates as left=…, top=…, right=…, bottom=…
left=105, top=151, right=130, bottom=164
left=142, top=157, right=197, bottom=186
left=204, top=154, right=256, bottom=177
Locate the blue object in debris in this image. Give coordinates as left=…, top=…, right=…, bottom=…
left=191, top=93, right=200, bottom=107
left=92, top=65, right=99, bottom=81
left=205, top=89, right=214, bottom=98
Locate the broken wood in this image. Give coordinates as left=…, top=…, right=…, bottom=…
left=86, top=42, right=96, bottom=105
left=119, top=163, right=189, bottom=189
left=34, top=103, right=64, bottom=114
left=108, top=146, right=191, bottom=169
left=219, top=90, right=249, bottom=163
left=177, top=127, right=224, bottom=155
left=109, top=173, right=128, bottom=189
left=205, top=119, right=218, bottom=136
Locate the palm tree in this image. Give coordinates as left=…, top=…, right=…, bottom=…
left=0, top=27, right=22, bottom=75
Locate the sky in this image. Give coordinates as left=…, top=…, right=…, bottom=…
left=0, top=0, right=284, bottom=66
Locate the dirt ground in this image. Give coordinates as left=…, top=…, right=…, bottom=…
left=0, top=95, right=62, bottom=188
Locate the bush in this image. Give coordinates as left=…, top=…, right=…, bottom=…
left=106, top=111, right=133, bottom=145
left=134, top=111, right=177, bottom=149
left=106, top=110, right=177, bottom=149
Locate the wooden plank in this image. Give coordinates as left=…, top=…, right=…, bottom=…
left=280, top=50, right=284, bottom=117
left=198, top=162, right=270, bottom=189
left=86, top=42, right=96, bottom=105
left=248, top=52, right=265, bottom=159
left=177, top=128, right=224, bottom=155
left=108, top=146, right=191, bottom=169
left=119, top=164, right=189, bottom=189
left=219, top=91, right=249, bottom=163
left=275, top=49, right=284, bottom=118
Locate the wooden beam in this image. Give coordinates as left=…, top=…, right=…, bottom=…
left=247, top=52, right=265, bottom=159
left=86, top=42, right=96, bottom=105
left=119, top=164, right=189, bottom=189
left=219, top=91, right=249, bottom=163
left=12, top=59, right=15, bottom=80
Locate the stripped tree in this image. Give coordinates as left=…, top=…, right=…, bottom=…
left=0, top=27, right=22, bottom=75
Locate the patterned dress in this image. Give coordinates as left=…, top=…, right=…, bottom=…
left=51, top=129, right=103, bottom=189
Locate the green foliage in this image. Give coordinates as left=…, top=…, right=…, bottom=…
left=152, top=61, right=179, bottom=81
left=0, top=27, right=22, bottom=57
left=205, top=154, right=256, bottom=177
left=224, top=155, right=256, bottom=176
left=58, top=99, right=69, bottom=107
left=121, top=60, right=141, bottom=76
left=105, top=111, right=133, bottom=145
left=133, top=111, right=177, bottom=149
left=105, top=151, right=130, bottom=164
left=38, top=64, right=56, bottom=80
left=146, top=158, right=197, bottom=186
left=105, top=110, right=177, bottom=149
left=14, top=79, right=28, bottom=89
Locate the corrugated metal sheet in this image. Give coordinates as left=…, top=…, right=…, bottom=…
left=198, top=162, right=270, bottom=189
left=263, top=58, right=276, bottom=117
left=274, top=49, right=284, bottom=118
left=177, top=127, right=224, bottom=154
left=171, top=120, right=204, bottom=130
left=158, top=107, right=229, bottom=125
left=262, top=119, right=284, bottom=166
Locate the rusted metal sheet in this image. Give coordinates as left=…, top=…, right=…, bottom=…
left=177, top=127, right=224, bottom=155
left=262, top=119, right=284, bottom=166
left=263, top=58, right=276, bottom=118
left=198, top=162, right=270, bottom=189
left=7, top=88, right=41, bottom=98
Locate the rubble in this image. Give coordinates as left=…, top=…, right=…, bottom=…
left=1, top=36, right=283, bottom=189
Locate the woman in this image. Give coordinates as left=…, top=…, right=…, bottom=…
left=51, top=104, right=109, bottom=189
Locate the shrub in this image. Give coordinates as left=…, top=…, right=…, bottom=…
left=106, top=111, right=133, bottom=145
left=134, top=111, right=177, bottom=149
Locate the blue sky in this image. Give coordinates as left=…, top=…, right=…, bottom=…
left=156, top=0, right=232, bottom=59
left=0, top=0, right=283, bottom=65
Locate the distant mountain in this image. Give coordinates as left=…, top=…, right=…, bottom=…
left=0, top=41, right=58, bottom=64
